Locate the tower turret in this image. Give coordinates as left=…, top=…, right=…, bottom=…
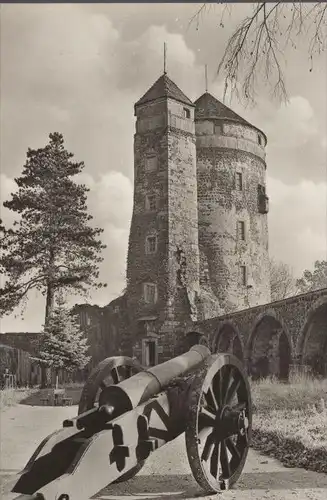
left=126, top=74, right=200, bottom=362
left=195, top=92, right=271, bottom=312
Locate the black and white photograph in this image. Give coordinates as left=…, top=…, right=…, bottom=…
left=0, top=2, right=326, bottom=499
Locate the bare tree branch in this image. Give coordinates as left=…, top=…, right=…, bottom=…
left=190, top=2, right=327, bottom=105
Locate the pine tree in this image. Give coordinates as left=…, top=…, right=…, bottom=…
left=33, top=298, right=91, bottom=375
left=0, top=132, right=107, bottom=319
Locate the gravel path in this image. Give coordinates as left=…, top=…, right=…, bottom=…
left=1, top=405, right=326, bottom=500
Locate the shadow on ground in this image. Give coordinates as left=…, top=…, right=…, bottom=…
left=96, top=470, right=327, bottom=499
left=20, top=387, right=82, bottom=406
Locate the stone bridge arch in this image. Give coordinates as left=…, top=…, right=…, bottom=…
left=212, top=321, right=244, bottom=361
left=247, top=311, right=292, bottom=380
left=296, top=296, right=327, bottom=376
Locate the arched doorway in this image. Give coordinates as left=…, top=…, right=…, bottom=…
left=248, top=315, right=292, bottom=380
left=299, top=300, right=327, bottom=377
left=213, top=323, right=244, bottom=361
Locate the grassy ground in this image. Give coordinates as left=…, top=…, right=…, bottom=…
left=250, top=374, right=327, bottom=473
left=0, top=384, right=84, bottom=409
left=0, top=387, right=38, bottom=410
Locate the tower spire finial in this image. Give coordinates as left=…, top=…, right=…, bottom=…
left=164, top=42, right=167, bottom=75
left=205, top=64, right=208, bottom=92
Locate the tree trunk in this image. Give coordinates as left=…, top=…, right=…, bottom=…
left=41, top=249, right=56, bottom=388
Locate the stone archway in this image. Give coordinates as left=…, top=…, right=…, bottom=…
left=248, top=315, right=292, bottom=380
left=213, top=323, right=244, bottom=361
left=298, top=299, right=327, bottom=376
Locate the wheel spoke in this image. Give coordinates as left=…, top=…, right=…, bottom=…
left=220, top=440, right=231, bottom=478
left=199, top=407, right=216, bottom=428
left=210, top=442, right=221, bottom=479
left=201, top=432, right=215, bottom=461
left=225, top=374, right=241, bottom=405
left=205, top=384, right=219, bottom=412
left=226, top=437, right=241, bottom=460
left=111, top=367, right=120, bottom=384
left=222, top=366, right=233, bottom=406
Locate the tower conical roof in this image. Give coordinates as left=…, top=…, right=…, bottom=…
left=195, top=92, right=250, bottom=125
left=195, top=92, right=266, bottom=141
left=135, top=73, right=194, bottom=107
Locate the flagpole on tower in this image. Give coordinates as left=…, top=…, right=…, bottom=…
left=205, top=64, right=208, bottom=92
left=164, top=42, right=167, bottom=74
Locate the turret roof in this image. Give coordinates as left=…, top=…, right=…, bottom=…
left=195, top=92, right=266, bottom=141
left=135, top=73, right=194, bottom=107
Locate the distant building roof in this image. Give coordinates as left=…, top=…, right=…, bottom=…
left=135, top=73, right=194, bottom=108
left=194, top=92, right=266, bottom=141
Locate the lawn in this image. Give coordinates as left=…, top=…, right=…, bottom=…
left=250, top=373, right=327, bottom=473
left=0, top=387, right=38, bottom=410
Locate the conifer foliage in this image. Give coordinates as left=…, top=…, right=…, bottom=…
left=0, top=132, right=107, bottom=318
left=33, top=298, right=91, bottom=373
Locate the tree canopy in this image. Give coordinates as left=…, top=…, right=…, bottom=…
left=270, top=258, right=297, bottom=301
left=0, top=132, right=106, bottom=319
left=296, top=260, right=327, bottom=293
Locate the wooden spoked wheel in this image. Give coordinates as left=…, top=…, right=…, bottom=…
left=185, top=353, right=252, bottom=493
left=78, top=356, right=142, bottom=414
left=78, top=356, right=145, bottom=483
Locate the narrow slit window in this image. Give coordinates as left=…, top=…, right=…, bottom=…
left=143, top=283, right=157, bottom=304
left=146, top=235, right=157, bottom=254
left=237, top=221, right=246, bottom=241
left=240, top=265, right=247, bottom=286
left=145, top=156, right=157, bottom=172
left=146, top=194, right=157, bottom=211
left=236, top=172, right=243, bottom=191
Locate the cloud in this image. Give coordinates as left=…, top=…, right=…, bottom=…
left=267, top=176, right=327, bottom=276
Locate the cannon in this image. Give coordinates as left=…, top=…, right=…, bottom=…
left=5, top=345, right=252, bottom=500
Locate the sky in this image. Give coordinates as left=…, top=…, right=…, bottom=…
left=0, top=3, right=326, bottom=332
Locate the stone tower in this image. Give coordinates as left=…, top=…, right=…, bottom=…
left=195, top=92, right=271, bottom=312
left=126, top=73, right=201, bottom=363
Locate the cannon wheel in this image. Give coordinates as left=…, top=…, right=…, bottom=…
left=78, top=356, right=145, bottom=483
left=185, top=353, right=252, bottom=493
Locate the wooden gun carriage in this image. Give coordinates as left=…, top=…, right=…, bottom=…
left=5, top=345, right=252, bottom=500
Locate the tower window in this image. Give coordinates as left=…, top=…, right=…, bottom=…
left=237, top=221, right=246, bottom=241
left=145, top=194, right=157, bottom=211
left=240, top=265, right=247, bottom=286
left=146, top=235, right=157, bottom=254
left=145, top=156, right=157, bottom=172
left=214, top=124, right=222, bottom=135
left=258, top=184, right=269, bottom=214
left=235, top=172, right=243, bottom=191
left=143, top=283, right=158, bottom=304
left=258, top=134, right=262, bottom=146
left=183, top=107, right=191, bottom=119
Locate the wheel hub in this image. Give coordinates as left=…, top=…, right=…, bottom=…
left=213, top=405, right=248, bottom=440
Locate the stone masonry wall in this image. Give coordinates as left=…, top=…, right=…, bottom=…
left=196, top=121, right=271, bottom=313
left=193, top=287, right=327, bottom=376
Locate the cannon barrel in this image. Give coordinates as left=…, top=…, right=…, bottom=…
left=96, top=344, right=210, bottom=416
left=64, top=344, right=210, bottom=430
